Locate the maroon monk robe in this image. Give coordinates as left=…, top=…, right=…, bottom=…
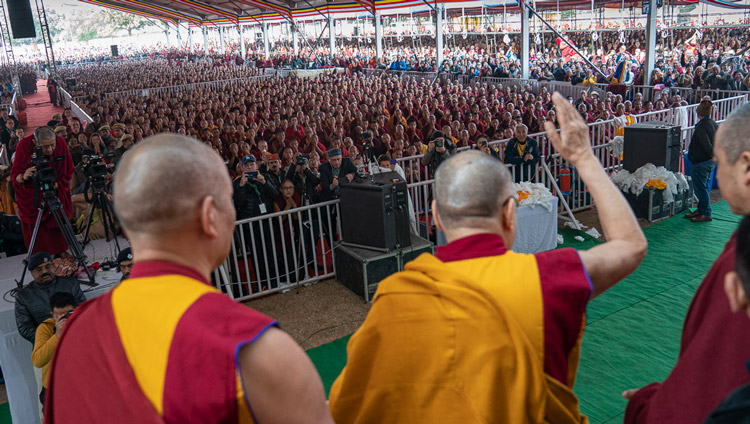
left=10, top=135, right=74, bottom=256
left=624, top=234, right=750, bottom=423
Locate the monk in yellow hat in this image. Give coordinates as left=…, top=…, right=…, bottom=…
left=329, top=92, right=648, bottom=423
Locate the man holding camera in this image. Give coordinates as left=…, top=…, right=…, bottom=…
left=422, top=130, right=457, bottom=176
left=11, top=126, right=74, bottom=255
left=320, top=149, right=357, bottom=202
left=32, top=291, right=77, bottom=406
left=15, top=252, right=86, bottom=344
left=286, top=154, right=321, bottom=205
left=233, top=155, right=278, bottom=220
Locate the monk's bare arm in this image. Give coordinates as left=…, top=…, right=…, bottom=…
left=239, top=327, right=334, bottom=424
left=545, top=92, right=647, bottom=297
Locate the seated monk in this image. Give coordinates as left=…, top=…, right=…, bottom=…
left=44, top=134, right=333, bottom=424
left=328, top=93, right=648, bottom=423
left=623, top=104, right=750, bottom=423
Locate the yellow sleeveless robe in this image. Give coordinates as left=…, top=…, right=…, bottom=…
left=329, top=253, right=587, bottom=424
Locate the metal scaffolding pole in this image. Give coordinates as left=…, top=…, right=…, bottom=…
left=329, top=14, right=335, bottom=58
left=644, top=0, right=658, bottom=85
left=0, top=0, right=18, bottom=84
left=263, top=22, right=270, bottom=59
left=219, top=26, right=225, bottom=54
left=521, top=5, right=529, bottom=79
left=375, top=11, right=383, bottom=60
left=239, top=25, right=245, bottom=59
left=164, top=23, right=171, bottom=48
left=203, top=27, right=209, bottom=54
left=188, top=27, right=194, bottom=52
left=436, top=5, right=444, bottom=69
left=34, top=0, right=56, bottom=79
left=293, top=22, right=299, bottom=55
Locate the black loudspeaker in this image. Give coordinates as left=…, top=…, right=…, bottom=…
left=335, top=234, right=434, bottom=303
left=623, top=121, right=682, bottom=173
left=339, top=171, right=411, bottom=251
left=111, top=45, right=119, bottom=57
left=7, top=0, right=36, bottom=39
left=335, top=243, right=400, bottom=303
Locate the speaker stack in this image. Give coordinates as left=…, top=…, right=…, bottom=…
left=7, top=0, right=36, bottom=39
left=623, top=121, right=682, bottom=173
left=335, top=171, right=433, bottom=303
left=111, top=45, right=119, bottom=57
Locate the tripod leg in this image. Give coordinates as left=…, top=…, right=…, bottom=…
left=99, top=194, right=121, bottom=252
left=80, top=196, right=98, bottom=247
left=16, top=207, right=45, bottom=287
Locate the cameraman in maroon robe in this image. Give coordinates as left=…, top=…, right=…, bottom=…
left=624, top=103, right=750, bottom=422
left=10, top=126, right=74, bottom=256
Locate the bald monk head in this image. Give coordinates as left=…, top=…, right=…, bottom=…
left=114, top=134, right=334, bottom=423
left=714, top=103, right=750, bottom=216
left=114, top=134, right=235, bottom=274
left=433, top=150, right=516, bottom=247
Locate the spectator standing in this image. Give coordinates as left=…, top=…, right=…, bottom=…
left=686, top=100, right=718, bottom=222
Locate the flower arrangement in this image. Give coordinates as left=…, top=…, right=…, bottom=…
left=517, top=190, right=530, bottom=202
left=645, top=179, right=667, bottom=190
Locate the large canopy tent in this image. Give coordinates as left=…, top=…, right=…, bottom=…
left=73, top=0, right=750, bottom=83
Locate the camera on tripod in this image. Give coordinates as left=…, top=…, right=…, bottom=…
left=83, top=153, right=116, bottom=183
left=30, top=146, right=64, bottom=191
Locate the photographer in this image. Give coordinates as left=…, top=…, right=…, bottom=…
left=31, top=291, right=77, bottom=406
left=285, top=154, right=321, bottom=205
left=10, top=126, right=74, bottom=255
left=233, top=155, right=278, bottom=220
left=422, top=130, right=457, bottom=176
left=476, top=135, right=502, bottom=161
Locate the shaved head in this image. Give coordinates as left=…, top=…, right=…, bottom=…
left=114, top=134, right=233, bottom=236
left=716, top=103, right=750, bottom=165
left=434, top=150, right=513, bottom=229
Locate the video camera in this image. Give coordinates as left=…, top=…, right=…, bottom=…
left=296, top=154, right=309, bottom=166
left=83, top=152, right=116, bottom=181
left=30, top=146, right=64, bottom=190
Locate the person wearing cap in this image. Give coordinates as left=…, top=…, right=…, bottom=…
left=114, top=134, right=134, bottom=164
left=98, top=125, right=115, bottom=150
left=686, top=100, right=719, bottom=222
left=233, top=154, right=278, bottom=221
left=85, top=113, right=102, bottom=135
left=117, top=247, right=133, bottom=282
left=319, top=148, right=357, bottom=202
left=15, top=251, right=86, bottom=343
left=111, top=123, right=125, bottom=141
left=263, top=153, right=284, bottom=193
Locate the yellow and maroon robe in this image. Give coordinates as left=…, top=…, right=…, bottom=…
left=45, top=261, right=277, bottom=423
left=329, top=233, right=591, bottom=423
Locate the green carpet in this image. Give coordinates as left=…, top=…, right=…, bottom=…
left=0, top=402, right=9, bottom=424
left=308, top=203, right=740, bottom=422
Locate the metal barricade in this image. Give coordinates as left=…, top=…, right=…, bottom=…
left=221, top=200, right=340, bottom=301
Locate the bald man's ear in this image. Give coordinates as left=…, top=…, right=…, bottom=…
left=724, top=271, right=750, bottom=315
left=740, top=151, right=750, bottom=188
left=431, top=200, right=445, bottom=232
left=199, top=196, right=220, bottom=239
left=501, top=198, right=516, bottom=234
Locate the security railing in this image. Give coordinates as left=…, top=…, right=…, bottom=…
left=216, top=200, right=340, bottom=302
left=57, top=86, right=93, bottom=127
